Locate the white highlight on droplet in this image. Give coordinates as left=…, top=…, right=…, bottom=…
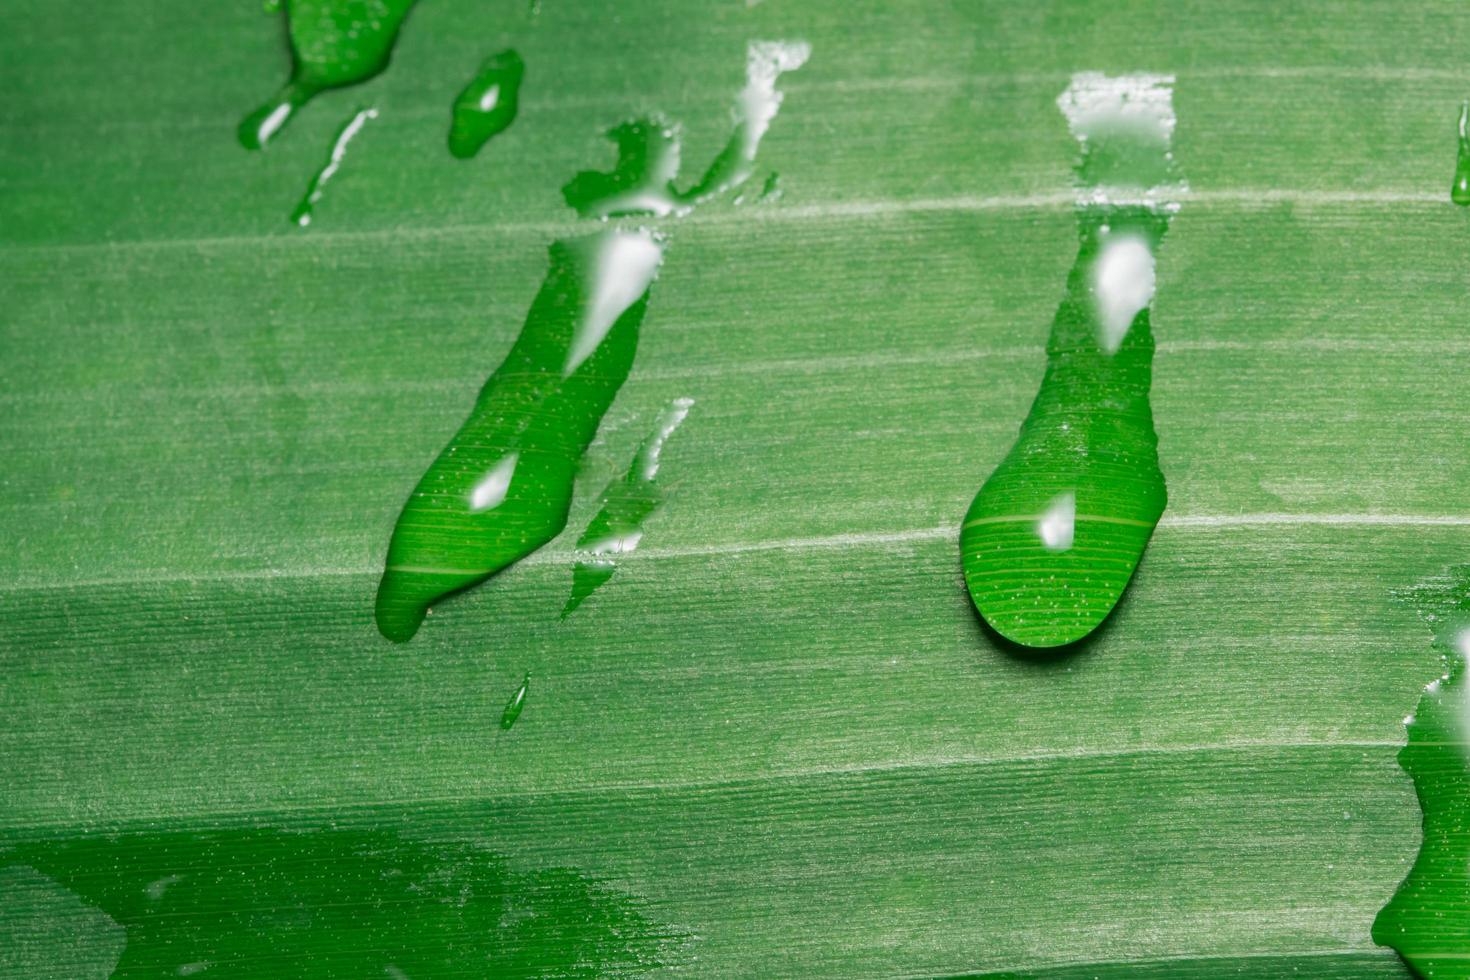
left=1056, top=72, right=1183, bottom=208
left=637, top=397, right=695, bottom=482
left=563, top=230, right=665, bottom=377
left=1057, top=72, right=1176, bottom=145
left=733, top=40, right=812, bottom=167
left=1092, top=232, right=1156, bottom=353
left=468, top=452, right=519, bottom=512
left=1037, top=492, right=1076, bottom=552
left=477, top=83, right=501, bottom=112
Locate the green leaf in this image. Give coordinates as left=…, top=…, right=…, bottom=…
left=6, top=0, right=1470, bottom=975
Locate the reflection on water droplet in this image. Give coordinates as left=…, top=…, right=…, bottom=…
left=500, top=672, right=530, bottom=730
left=376, top=229, right=665, bottom=642
left=1452, top=101, right=1470, bottom=207
left=290, top=106, right=377, bottom=227
left=1091, top=232, right=1155, bottom=354
left=1374, top=568, right=1470, bottom=977
left=239, top=0, right=417, bottom=150
left=7, top=827, right=684, bottom=975
left=468, top=452, right=519, bottom=513
left=1036, top=491, right=1076, bottom=552
left=449, top=50, right=524, bottom=159
left=960, top=73, right=1178, bottom=650
left=562, top=398, right=694, bottom=618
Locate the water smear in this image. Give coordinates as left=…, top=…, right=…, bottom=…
left=5, top=827, right=684, bottom=976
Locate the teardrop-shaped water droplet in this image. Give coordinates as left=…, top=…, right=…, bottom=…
left=375, top=229, right=665, bottom=642
left=960, top=73, right=1179, bottom=649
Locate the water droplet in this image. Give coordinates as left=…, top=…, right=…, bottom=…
left=1374, top=567, right=1470, bottom=976
left=239, top=0, right=417, bottom=150
left=289, top=106, right=377, bottom=227
left=561, top=397, right=694, bottom=617
left=1452, top=100, right=1470, bottom=206
left=563, top=40, right=810, bottom=218
left=376, top=42, right=806, bottom=640
left=448, top=49, right=524, bottom=159
left=500, top=671, right=530, bottom=730
left=960, top=73, right=1179, bottom=649
left=375, top=229, right=665, bottom=642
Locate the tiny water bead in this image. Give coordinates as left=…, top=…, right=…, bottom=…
left=375, top=229, right=665, bottom=642
left=449, top=49, right=524, bottom=159
left=239, top=0, right=417, bottom=150
left=289, top=106, right=376, bottom=227
left=959, top=73, right=1181, bottom=649
left=1373, top=567, right=1470, bottom=978
left=500, top=671, right=530, bottom=730
left=1453, top=101, right=1470, bottom=207
left=562, top=397, right=694, bottom=618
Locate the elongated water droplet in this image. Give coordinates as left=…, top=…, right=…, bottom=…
left=377, top=41, right=807, bottom=641
left=376, top=229, right=665, bottom=642
left=449, top=49, right=524, bottom=159
left=960, top=73, right=1183, bottom=649
left=562, top=398, right=694, bottom=617
left=289, top=106, right=376, bottom=227
left=1374, top=568, right=1470, bottom=977
left=1452, top=101, right=1470, bottom=207
left=563, top=40, right=809, bottom=219
left=500, top=671, right=530, bottom=729
left=239, top=0, right=417, bottom=150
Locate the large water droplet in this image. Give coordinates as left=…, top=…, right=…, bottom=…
left=375, top=229, right=665, bottom=642
left=1374, top=568, right=1470, bottom=978
left=239, top=0, right=417, bottom=150
left=960, top=73, right=1179, bottom=650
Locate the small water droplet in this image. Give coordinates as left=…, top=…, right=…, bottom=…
left=500, top=672, right=530, bottom=730
left=1452, top=100, right=1470, bottom=206
left=448, top=49, right=524, bottom=159
left=561, top=397, right=694, bottom=618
